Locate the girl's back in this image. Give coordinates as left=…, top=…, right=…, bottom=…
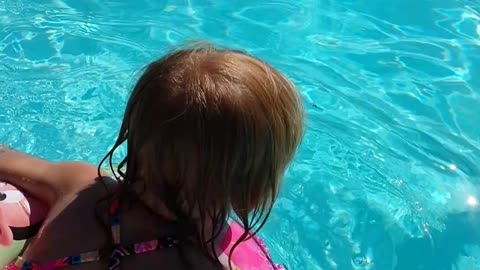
left=16, top=172, right=219, bottom=270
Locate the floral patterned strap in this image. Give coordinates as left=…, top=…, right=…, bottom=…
left=9, top=251, right=101, bottom=270
left=109, top=237, right=182, bottom=270
left=9, top=237, right=182, bottom=270
left=109, top=190, right=122, bottom=243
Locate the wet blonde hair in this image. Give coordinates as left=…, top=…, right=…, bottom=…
left=100, top=42, right=304, bottom=267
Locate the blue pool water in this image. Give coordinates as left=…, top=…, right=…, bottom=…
left=1, top=0, right=480, bottom=269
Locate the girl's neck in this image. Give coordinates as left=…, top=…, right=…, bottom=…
left=132, top=183, right=178, bottom=221
left=130, top=181, right=228, bottom=247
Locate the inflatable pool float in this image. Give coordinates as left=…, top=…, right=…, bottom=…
left=219, top=219, right=286, bottom=270
left=0, top=181, right=48, bottom=268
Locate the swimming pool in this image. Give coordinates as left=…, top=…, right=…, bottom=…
left=1, top=0, right=479, bottom=269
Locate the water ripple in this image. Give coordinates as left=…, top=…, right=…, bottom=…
left=1, top=0, right=480, bottom=269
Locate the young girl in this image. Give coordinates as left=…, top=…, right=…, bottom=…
left=0, top=43, right=304, bottom=270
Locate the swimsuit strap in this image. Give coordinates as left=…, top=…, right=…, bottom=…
left=109, top=196, right=121, bottom=245
left=7, top=187, right=182, bottom=270
left=8, top=251, right=101, bottom=270
left=8, top=237, right=181, bottom=270
left=108, top=237, right=181, bottom=270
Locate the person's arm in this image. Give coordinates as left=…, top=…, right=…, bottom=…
left=0, top=145, right=103, bottom=205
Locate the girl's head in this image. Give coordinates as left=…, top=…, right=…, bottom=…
left=102, top=42, right=304, bottom=259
